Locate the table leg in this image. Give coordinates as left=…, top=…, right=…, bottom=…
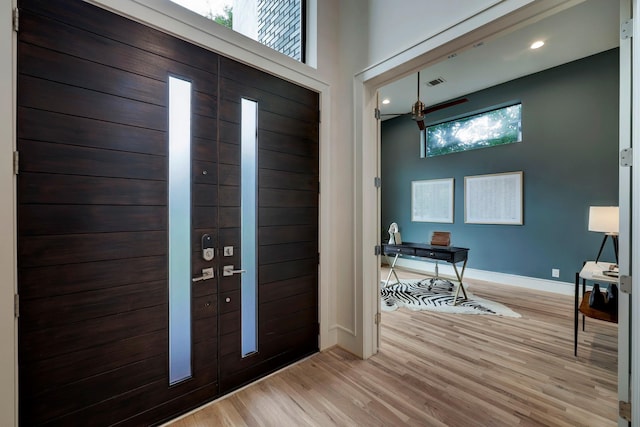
left=384, top=254, right=400, bottom=287
left=582, top=278, right=586, bottom=331
left=574, top=271, right=579, bottom=356
left=451, top=259, right=468, bottom=306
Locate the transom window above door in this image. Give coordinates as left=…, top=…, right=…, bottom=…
left=170, top=0, right=306, bottom=62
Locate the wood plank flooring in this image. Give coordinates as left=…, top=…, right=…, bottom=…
left=166, top=268, right=617, bottom=426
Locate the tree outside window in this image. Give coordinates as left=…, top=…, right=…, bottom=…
left=425, top=104, right=522, bottom=157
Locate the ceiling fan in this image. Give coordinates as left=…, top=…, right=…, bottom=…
left=381, top=71, right=469, bottom=130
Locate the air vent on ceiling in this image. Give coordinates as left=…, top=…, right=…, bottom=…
left=426, top=77, right=446, bottom=87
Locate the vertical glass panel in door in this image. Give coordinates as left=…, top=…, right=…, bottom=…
left=168, top=76, right=192, bottom=384
left=241, top=98, right=258, bottom=357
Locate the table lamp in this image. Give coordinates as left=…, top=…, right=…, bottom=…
left=588, top=206, right=619, bottom=263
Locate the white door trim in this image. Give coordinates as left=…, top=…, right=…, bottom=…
left=618, top=1, right=632, bottom=425
left=631, top=0, right=640, bottom=422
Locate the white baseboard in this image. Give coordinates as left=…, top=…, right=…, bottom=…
left=386, top=258, right=575, bottom=296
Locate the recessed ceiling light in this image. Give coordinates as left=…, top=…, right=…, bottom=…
left=530, top=40, right=545, bottom=50
left=382, top=99, right=390, bottom=105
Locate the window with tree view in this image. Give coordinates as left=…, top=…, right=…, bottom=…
left=170, top=0, right=305, bottom=62
left=424, top=103, right=522, bottom=157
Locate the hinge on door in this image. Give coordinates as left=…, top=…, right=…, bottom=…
left=619, top=400, right=631, bottom=422
left=374, top=176, right=382, bottom=188
left=374, top=108, right=381, bottom=120
left=14, top=294, right=19, bottom=318
left=374, top=312, right=381, bottom=325
left=619, top=275, right=632, bottom=294
left=621, top=19, right=633, bottom=40
left=13, top=151, right=19, bottom=175
left=374, top=245, right=382, bottom=256
left=620, top=148, right=632, bottom=167
left=12, top=8, right=19, bottom=32
left=317, top=252, right=320, bottom=265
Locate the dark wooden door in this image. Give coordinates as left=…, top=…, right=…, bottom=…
left=16, top=1, right=220, bottom=424
left=217, top=58, right=319, bottom=392
left=16, top=0, right=319, bottom=424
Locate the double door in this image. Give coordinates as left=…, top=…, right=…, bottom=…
left=16, top=0, right=319, bottom=425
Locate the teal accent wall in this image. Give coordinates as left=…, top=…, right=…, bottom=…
left=381, top=48, right=619, bottom=283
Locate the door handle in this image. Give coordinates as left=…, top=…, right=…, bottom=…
left=223, top=265, right=246, bottom=277
left=192, top=267, right=214, bottom=282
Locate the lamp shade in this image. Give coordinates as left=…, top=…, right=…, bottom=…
left=588, top=206, right=619, bottom=234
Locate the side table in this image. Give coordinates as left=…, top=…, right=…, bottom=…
left=574, top=261, right=618, bottom=356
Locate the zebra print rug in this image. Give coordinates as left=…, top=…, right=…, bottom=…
left=380, top=278, right=521, bottom=317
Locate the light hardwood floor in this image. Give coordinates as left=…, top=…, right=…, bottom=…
left=167, top=268, right=617, bottom=426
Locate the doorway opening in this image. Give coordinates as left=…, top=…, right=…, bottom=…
left=374, top=1, right=623, bottom=425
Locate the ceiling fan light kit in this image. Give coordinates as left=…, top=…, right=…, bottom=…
left=411, top=100, right=426, bottom=129
left=413, top=72, right=425, bottom=129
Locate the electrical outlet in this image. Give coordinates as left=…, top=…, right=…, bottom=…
left=552, top=268, right=560, bottom=278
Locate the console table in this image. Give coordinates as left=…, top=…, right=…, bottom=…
left=574, top=261, right=618, bottom=356
left=382, top=242, right=469, bottom=305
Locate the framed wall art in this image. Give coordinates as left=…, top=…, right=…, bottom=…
left=464, top=171, right=523, bottom=225
left=411, top=178, right=454, bottom=223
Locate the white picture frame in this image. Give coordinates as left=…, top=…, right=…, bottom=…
left=411, top=178, right=454, bottom=223
left=464, top=171, right=523, bottom=225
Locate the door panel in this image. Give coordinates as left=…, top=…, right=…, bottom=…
left=17, top=0, right=219, bottom=424
left=218, top=57, right=319, bottom=393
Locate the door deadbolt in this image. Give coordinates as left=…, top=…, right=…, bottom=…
left=201, top=234, right=214, bottom=261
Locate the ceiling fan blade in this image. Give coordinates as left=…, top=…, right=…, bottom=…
left=416, top=119, right=425, bottom=130
left=422, top=97, right=469, bottom=115
left=380, top=112, right=411, bottom=116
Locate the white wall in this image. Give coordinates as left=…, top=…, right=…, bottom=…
left=326, top=0, right=368, bottom=355
left=366, top=0, right=507, bottom=66
left=359, top=0, right=576, bottom=88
